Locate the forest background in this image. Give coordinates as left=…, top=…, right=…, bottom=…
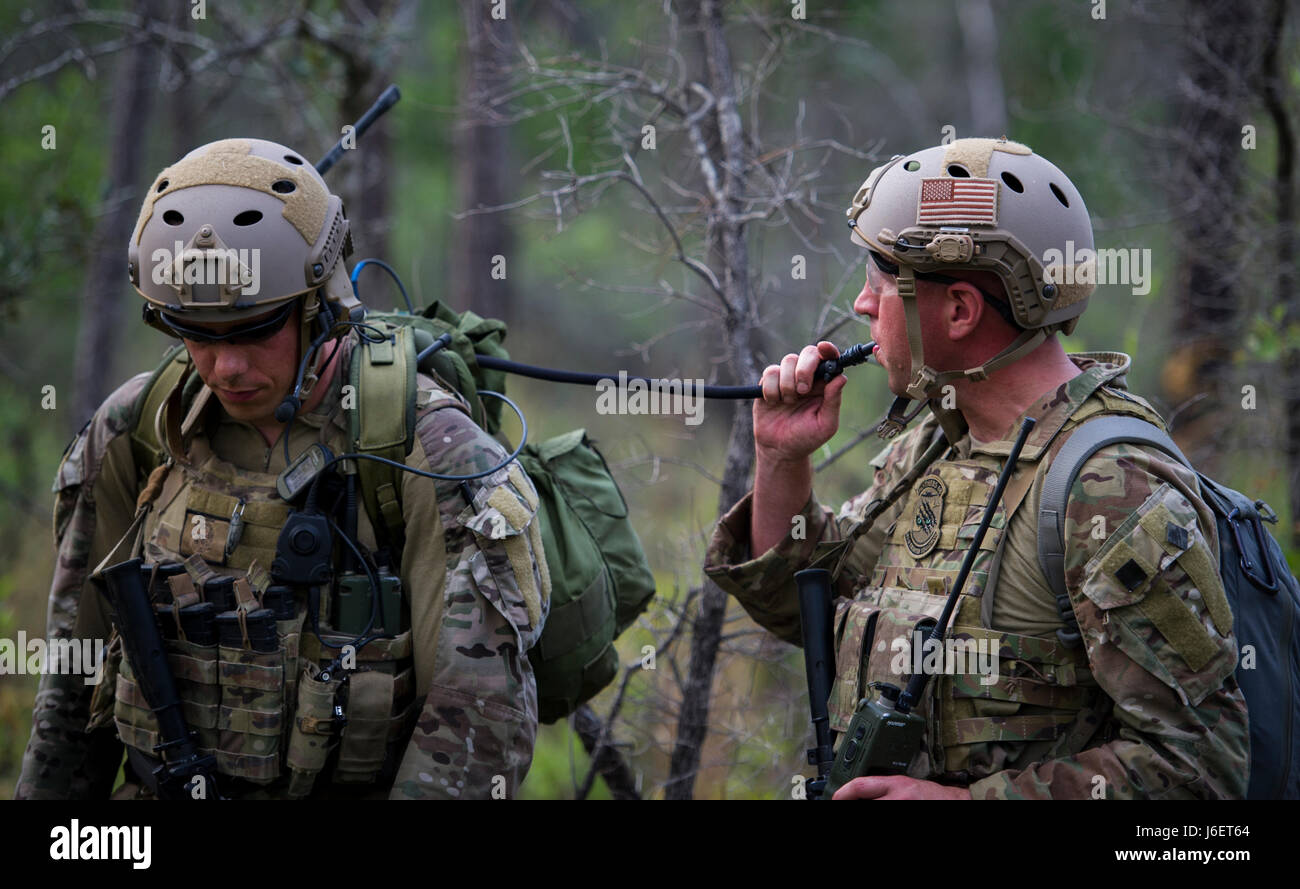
left=1, top=0, right=1296, bottom=799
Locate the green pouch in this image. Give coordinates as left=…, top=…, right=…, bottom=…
left=519, top=429, right=656, bottom=722
left=333, top=628, right=414, bottom=784
left=827, top=599, right=881, bottom=732
left=286, top=665, right=343, bottom=798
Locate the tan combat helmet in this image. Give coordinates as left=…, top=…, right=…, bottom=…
left=128, top=138, right=362, bottom=393
left=846, top=137, right=1096, bottom=434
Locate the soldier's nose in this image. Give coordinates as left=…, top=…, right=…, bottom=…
left=210, top=346, right=250, bottom=382
left=854, top=285, right=877, bottom=319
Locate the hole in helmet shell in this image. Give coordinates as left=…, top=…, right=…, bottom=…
left=163, top=210, right=185, bottom=226
left=947, top=164, right=970, bottom=177
left=1001, top=172, right=1024, bottom=193
left=283, top=154, right=304, bottom=165
left=1050, top=183, right=1070, bottom=207
left=272, top=179, right=296, bottom=194
left=904, top=160, right=921, bottom=172
left=233, top=210, right=263, bottom=226
left=156, top=179, right=169, bottom=193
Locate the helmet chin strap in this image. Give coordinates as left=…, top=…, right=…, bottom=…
left=282, top=267, right=366, bottom=420
left=296, top=290, right=336, bottom=404
left=877, top=264, right=1050, bottom=442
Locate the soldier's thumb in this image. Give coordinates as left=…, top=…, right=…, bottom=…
left=821, top=375, right=847, bottom=419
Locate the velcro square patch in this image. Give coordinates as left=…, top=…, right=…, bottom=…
left=1115, top=558, right=1148, bottom=592
left=1165, top=523, right=1189, bottom=550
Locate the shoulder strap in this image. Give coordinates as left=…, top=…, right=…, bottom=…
left=129, top=345, right=193, bottom=476
left=350, top=323, right=417, bottom=552
left=1037, top=416, right=1192, bottom=600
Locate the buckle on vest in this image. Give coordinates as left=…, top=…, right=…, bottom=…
left=298, top=704, right=347, bottom=736
left=875, top=396, right=928, bottom=440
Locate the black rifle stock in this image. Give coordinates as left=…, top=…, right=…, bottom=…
left=98, top=558, right=220, bottom=800
left=796, top=568, right=836, bottom=800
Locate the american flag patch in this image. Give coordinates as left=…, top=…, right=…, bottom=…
left=917, top=177, right=998, bottom=225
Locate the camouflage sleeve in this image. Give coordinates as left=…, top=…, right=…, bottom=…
left=389, top=403, right=549, bottom=799
left=968, top=444, right=1250, bottom=799
left=703, top=417, right=940, bottom=645
left=703, top=492, right=839, bottom=644
left=15, top=374, right=151, bottom=800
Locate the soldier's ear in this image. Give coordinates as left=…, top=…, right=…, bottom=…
left=941, top=281, right=985, bottom=340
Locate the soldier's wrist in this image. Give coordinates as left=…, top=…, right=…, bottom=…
left=755, top=443, right=814, bottom=473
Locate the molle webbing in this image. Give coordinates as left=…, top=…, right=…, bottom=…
left=129, top=345, right=192, bottom=476
left=350, top=323, right=417, bottom=552
left=940, top=598, right=1098, bottom=758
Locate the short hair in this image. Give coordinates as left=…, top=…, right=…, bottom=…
left=918, top=269, right=1020, bottom=330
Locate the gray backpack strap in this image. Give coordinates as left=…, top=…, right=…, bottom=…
left=1037, top=416, right=1192, bottom=601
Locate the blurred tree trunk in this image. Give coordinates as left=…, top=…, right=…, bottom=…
left=1159, top=0, right=1269, bottom=474
left=338, top=0, right=399, bottom=274
left=71, top=0, right=161, bottom=432
left=167, top=3, right=196, bottom=161
left=452, top=0, right=516, bottom=323
left=537, top=0, right=597, bottom=49
left=956, top=0, right=1007, bottom=138
left=1259, top=0, right=1299, bottom=546
left=573, top=704, right=641, bottom=800
left=664, top=0, right=761, bottom=801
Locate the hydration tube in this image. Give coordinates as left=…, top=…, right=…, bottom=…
left=315, top=87, right=880, bottom=399
left=354, top=257, right=878, bottom=399
left=473, top=342, right=877, bottom=400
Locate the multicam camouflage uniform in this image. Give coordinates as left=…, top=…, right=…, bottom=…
left=16, top=333, right=548, bottom=799
left=705, top=353, right=1249, bottom=799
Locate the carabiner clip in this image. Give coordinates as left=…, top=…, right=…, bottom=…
left=1227, top=506, right=1280, bottom=594
left=225, top=498, right=246, bottom=561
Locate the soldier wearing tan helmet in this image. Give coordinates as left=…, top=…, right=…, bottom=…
left=705, top=138, right=1249, bottom=799
left=17, top=138, right=549, bottom=800
left=128, top=137, right=364, bottom=433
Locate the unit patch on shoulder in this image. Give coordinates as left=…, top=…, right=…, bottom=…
left=905, top=475, right=947, bottom=558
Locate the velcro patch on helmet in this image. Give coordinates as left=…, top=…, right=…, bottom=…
left=942, top=137, right=1030, bottom=177
left=916, top=178, right=998, bottom=226
left=134, top=140, right=329, bottom=247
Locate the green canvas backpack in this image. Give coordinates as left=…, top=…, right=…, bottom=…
left=130, top=299, right=657, bottom=723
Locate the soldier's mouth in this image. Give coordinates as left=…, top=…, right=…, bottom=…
left=218, top=388, right=261, bottom=403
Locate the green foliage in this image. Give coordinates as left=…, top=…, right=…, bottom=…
left=0, top=70, right=105, bottom=321
left=518, top=721, right=614, bottom=800
left=1242, top=305, right=1300, bottom=363
left=3, top=0, right=1300, bottom=800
